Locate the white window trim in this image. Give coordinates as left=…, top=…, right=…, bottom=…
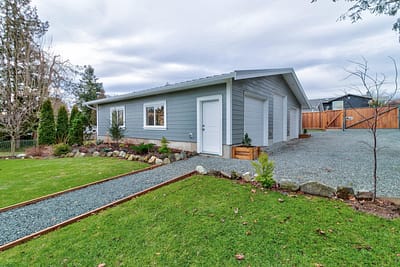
left=143, top=100, right=167, bottom=130
left=110, top=106, right=126, bottom=128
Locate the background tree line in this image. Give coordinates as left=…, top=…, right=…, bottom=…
left=0, top=0, right=105, bottom=154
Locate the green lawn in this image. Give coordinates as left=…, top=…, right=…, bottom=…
left=0, top=157, right=149, bottom=208
left=1, top=175, right=399, bottom=266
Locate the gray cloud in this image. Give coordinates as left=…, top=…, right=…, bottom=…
left=32, top=0, right=400, bottom=99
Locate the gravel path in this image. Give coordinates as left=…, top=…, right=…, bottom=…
left=268, top=129, right=400, bottom=198
left=0, top=156, right=253, bottom=246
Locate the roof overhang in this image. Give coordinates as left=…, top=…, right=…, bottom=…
left=85, top=68, right=311, bottom=109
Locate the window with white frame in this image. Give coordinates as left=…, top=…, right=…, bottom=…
left=143, top=101, right=166, bottom=129
left=110, top=106, right=125, bottom=128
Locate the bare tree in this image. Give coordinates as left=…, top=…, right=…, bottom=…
left=0, top=0, right=56, bottom=155
left=345, top=57, right=398, bottom=201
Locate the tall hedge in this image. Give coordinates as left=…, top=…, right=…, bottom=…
left=69, top=105, right=79, bottom=126
left=68, top=112, right=84, bottom=145
left=56, top=105, right=69, bottom=143
left=38, top=99, right=56, bottom=145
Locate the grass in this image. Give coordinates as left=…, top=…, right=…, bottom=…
left=1, top=175, right=399, bottom=266
left=0, top=157, right=149, bottom=208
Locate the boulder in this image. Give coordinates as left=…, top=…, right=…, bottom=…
left=180, top=151, right=187, bottom=160
left=106, top=152, right=113, bottom=157
left=127, top=154, right=134, bottom=161
left=196, top=165, right=207, bottom=175
left=174, top=153, right=181, bottom=161
left=155, top=158, right=163, bottom=165
left=242, top=172, right=252, bottom=182
left=148, top=156, right=157, bottom=164
left=336, top=186, right=355, bottom=200
left=280, top=179, right=300, bottom=192
left=356, top=191, right=373, bottom=201
left=163, top=158, right=171, bottom=164
left=92, top=151, right=100, bottom=157
left=119, top=151, right=127, bottom=158
left=66, top=152, right=75, bottom=158
left=144, top=155, right=151, bottom=162
left=79, top=152, right=86, bottom=157
left=112, top=150, right=120, bottom=157
left=16, top=153, right=26, bottom=159
left=300, top=181, right=336, bottom=198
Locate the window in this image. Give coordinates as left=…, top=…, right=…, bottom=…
left=332, top=100, right=343, bottom=110
left=110, top=106, right=125, bottom=128
left=143, top=101, right=166, bottom=129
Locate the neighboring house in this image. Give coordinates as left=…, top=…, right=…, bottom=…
left=302, top=98, right=330, bottom=112
left=322, top=94, right=372, bottom=111
left=85, top=68, right=310, bottom=158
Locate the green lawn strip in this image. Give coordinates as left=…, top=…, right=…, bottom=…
left=1, top=175, right=399, bottom=266
left=0, top=157, right=149, bottom=208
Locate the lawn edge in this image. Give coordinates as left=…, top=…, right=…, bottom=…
left=0, top=163, right=157, bottom=213
left=0, top=170, right=197, bottom=252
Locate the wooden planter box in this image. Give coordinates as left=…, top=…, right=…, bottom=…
left=232, top=146, right=260, bottom=160
left=299, top=133, right=311, bottom=139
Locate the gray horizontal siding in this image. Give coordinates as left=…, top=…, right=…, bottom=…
left=98, top=84, right=226, bottom=144
left=232, top=75, right=300, bottom=144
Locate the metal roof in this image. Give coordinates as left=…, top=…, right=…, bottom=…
left=85, top=68, right=311, bottom=108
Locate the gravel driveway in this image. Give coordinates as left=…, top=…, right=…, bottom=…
left=268, top=129, right=400, bottom=198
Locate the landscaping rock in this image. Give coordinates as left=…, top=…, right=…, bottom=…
left=73, top=152, right=81, bottom=158
left=106, top=152, right=113, bottom=157
left=127, top=154, right=134, bottom=161
left=144, top=155, right=151, bottom=162
left=356, top=191, right=373, bottom=201
left=92, top=151, right=100, bottom=157
left=155, top=158, right=163, bottom=165
left=242, top=172, right=252, bottom=182
left=163, top=158, right=171, bottom=164
left=66, top=152, right=74, bottom=158
left=119, top=151, right=127, bottom=158
left=174, top=153, right=181, bottom=161
left=196, top=165, right=207, bottom=175
left=300, top=181, right=336, bottom=198
left=336, top=186, right=355, bottom=200
left=16, top=153, right=26, bottom=159
left=180, top=151, right=187, bottom=160
left=112, top=150, right=120, bottom=157
left=79, top=153, right=86, bottom=157
left=280, top=179, right=300, bottom=192
left=148, top=156, right=157, bottom=164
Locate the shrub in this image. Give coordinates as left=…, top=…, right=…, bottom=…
left=53, top=143, right=71, bottom=156
left=38, top=99, right=56, bottom=145
left=251, top=152, right=275, bottom=188
left=56, top=105, right=69, bottom=143
left=108, top=120, right=124, bottom=144
left=242, top=133, right=252, bottom=146
left=158, top=136, right=170, bottom=154
left=131, top=143, right=154, bottom=154
left=68, top=114, right=84, bottom=145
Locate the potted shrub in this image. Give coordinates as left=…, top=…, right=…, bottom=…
left=231, top=133, right=260, bottom=160
left=299, top=128, right=311, bottom=139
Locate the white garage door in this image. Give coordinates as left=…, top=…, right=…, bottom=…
left=273, top=94, right=287, bottom=143
left=289, top=108, right=299, bottom=139
left=244, top=96, right=266, bottom=146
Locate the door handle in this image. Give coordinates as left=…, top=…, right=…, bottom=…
left=202, top=124, right=205, bottom=131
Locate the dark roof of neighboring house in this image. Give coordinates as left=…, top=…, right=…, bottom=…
left=85, top=68, right=311, bottom=109
left=323, top=94, right=372, bottom=104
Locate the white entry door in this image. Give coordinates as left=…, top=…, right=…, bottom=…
left=197, top=96, right=222, bottom=155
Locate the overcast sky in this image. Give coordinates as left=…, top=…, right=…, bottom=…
left=32, top=0, right=399, bottom=99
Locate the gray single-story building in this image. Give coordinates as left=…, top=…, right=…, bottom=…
left=85, top=68, right=311, bottom=158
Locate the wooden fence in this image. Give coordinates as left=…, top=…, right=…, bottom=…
left=302, top=107, right=399, bottom=130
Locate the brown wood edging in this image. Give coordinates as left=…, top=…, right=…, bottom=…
left=0, top=164, right=160, bottom=213
left=0, top=170, right=198, bottom=252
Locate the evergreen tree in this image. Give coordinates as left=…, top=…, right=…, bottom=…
left=68, top=112, right=84, bottom=145
left=55, top=105, right=69, bottom=143
left=38, top=99, right=55, bottom=145
left=75, top=65, right=105, bottom=129
left=69, top=105, right=79, bottom=126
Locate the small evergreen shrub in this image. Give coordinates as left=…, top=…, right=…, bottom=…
left=108, top=120, right=124, bottom=144
left=131, top=143, right=155, bottom=154
left=68, top=114, right=84, bottom=145
left=251, top=152, right=275, bottom=188
left=56, top=105, right=69, bottom=143
left=158, top=136, right=170, bottom=154
left=53, top=143, right=71, bottom=156
left=242, top=133, right=252, bottom=146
